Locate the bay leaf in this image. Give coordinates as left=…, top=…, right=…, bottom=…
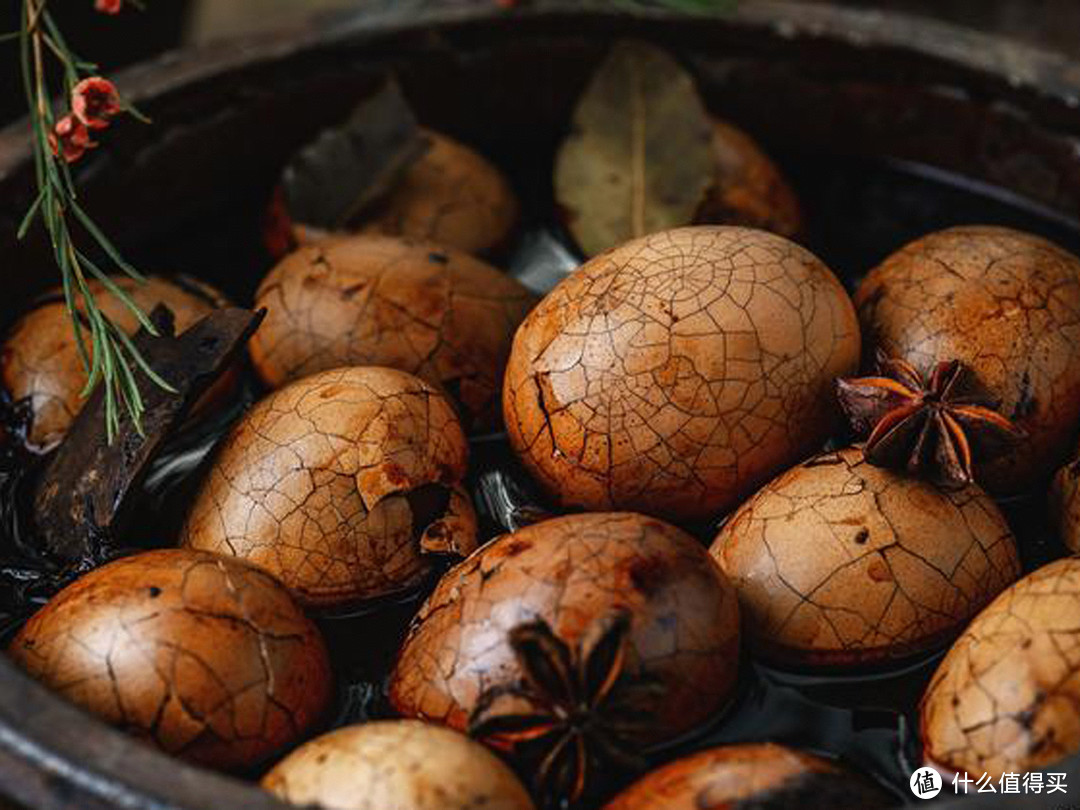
left=281, top=78, right=429, bottom=231
left=554, top=39, right=715, bottom=257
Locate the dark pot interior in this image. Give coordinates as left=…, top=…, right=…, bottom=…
left=0, top=2, right=1079, bottom=808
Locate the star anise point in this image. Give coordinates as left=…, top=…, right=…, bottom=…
left=468, top=609, right=654, bottom=808
left=837, top=356, right=1025, bottom=487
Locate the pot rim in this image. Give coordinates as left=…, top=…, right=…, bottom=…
left=4, top=0, right=1080, bottom=174
left=0, top=2, right=1078, bottom=809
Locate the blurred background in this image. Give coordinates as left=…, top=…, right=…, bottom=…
left=187, top=0, right=1080, bottom=54
left=178, top=0, right=1080, bottom=53
left=0, top=0, right=1078, bottom=129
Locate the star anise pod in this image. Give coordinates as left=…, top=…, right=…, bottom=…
left=836, top=354, right=1025, bottom=486
left=468, top=610, right=661, bottom=808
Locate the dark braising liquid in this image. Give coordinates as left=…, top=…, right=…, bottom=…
left=0, top=153, right=1076, bottom=806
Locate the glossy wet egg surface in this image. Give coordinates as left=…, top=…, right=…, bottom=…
left=503, top=226, right=860, bottom=524
left=180, top=366, right=477, bottom=609
left=9, top=549, right=332, bottom=770
left=711, top=446, right=1020, bottom=667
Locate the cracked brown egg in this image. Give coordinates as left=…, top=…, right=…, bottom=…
left=1050, top=457, right=1080, bottom=553
left=855, top=225, right=1080, bottom=494
left=8, top=548, right=332, bottom=770
left=697, top=119, right=803, bottom=240
left=602, top=743, right=894, bottom=810
left=0, top=274, right=230, bottom=452
left=503, top=226, right=860, bottom=524
left=389, top=512, right=740, bottom=803
left=262, top=720, right=535, bottom=810
left=249, top=235, right=535, bottom=433
left=293, top=130, right=518, bottom=258
left=919, top=556, right=1080, bottom=780
left=179, top=366, right=477, bottom=608
left=710, top=446, right=1020, bottom=668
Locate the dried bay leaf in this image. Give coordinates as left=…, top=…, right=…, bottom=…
left=554, top=40, right=715, bottom=257
left=281, top=79, right=429, bottom=231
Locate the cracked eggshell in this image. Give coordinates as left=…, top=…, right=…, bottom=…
left=1050, top=458, right=1080, bottom=553
left=855, top=226, right=1080, bottom=495
left=389, top=512, right=740, bottom=746
left=503, top=226, right=860, bottom=524
left=262, top=720, right=535, bottom=810
left=602, top=743, right=893, bottom=810
left=8, top=548, right=332, bottom=770
left=294, top=130, right=519, bottom=258
left=250, top=235, right=535, bottom=433
left=358, top=131, right=519, bottom=256
left=710, top=446, right=1020, bottom=668
left=179, top=366, right=477, bottom=608
left=0, top=274, right=231, bottom=452
left=920, top=556, right=1080, bottom=779
left=696, top=119, right=804, bottom=240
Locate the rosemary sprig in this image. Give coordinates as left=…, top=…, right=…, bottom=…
left=17, top=0, right=173, bottom=443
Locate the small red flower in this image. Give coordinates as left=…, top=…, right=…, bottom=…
left=72, top=78, right=122, bottom=130
left=48, top=115, right=95, bottom=164
left=95, top=0, right=122, bottom=14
